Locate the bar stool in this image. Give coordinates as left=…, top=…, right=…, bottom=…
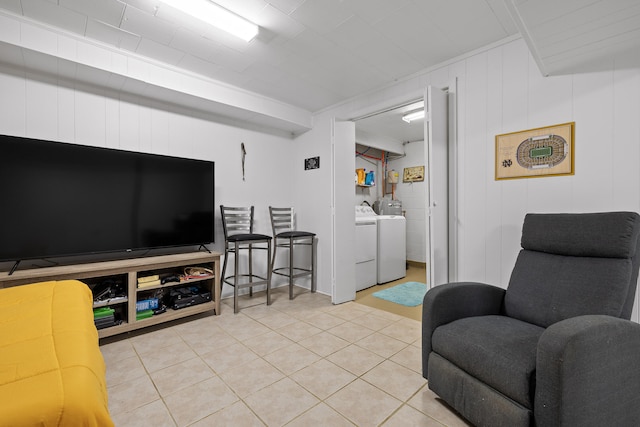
left=269, top=207, right=316, bottom=299
left=220, top=206, right=272, bottom=313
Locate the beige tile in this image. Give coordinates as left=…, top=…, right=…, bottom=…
left=379, top=317, right=422, bottom=344
left=243, top=330, right=294, bottom=356
left=366, top=309, right=404, bottom=322
left=150, top=356, right=215, bottom=397
left=163, top=377, right=238, bottom=426
left=303, top=312, right=346, bottom=330
left=276, top=319, right=323, bottom=342
left=350, top=312, right=396, bottom=331
left=238, top=302, right=279, bottom=320
left=327, top=320, right=376, bottom=342
left=100, top=339, right=136, bottom=365
left=224, top=292, right=271, bottom=312
left=244, top=378, right=319, bottom=426
left=408, top=386, right=472, bottom=427
left=218, top=357, right=285, bottom=397
left=298, top=331, right=350, bottom=357
left=130, top=327, right=181, bottom=355
left=326, top=379, right=402, bottom=427
left=137, top=340, right=198, bottom=373
left=108, top=375, right=160, bottom=415
left=362, top=360, right=427, bottom=401
left=356, top=331, right=408, bottom=358
left=215, top=313, right=271, bottom=341
left=290, top=358, right=356, bottom=400
left=191, top=401, right=265, bottom=426
left=275, top=300, right=329, bottom=319
left=326, top=344, right=385, bottom=376
left=257, top=311, right=297, bottom=329
left=327, top=302, right=369, bottom=321
left=286, top=403, right=353, bottom=427
left=178, top=324, right=239, bottom=355
left=383, top=404, right=445, bottom=427
left=102, top=290, right=472, bottom=427
left=390, top=343, right=423, bottom=373
left=106, top=354, right=147, bottom=387
left=110, top=399, right=176, bottom=427
left=200, top=341, right=259, bottom=374
left=263, top=342, right=321, bottom=376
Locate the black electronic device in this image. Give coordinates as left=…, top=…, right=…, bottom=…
left=166, top=286, right=211, bottom=310
left=161, top=275, right=181, bottom=284
left=172, top=292, right=212, bottom=310
left=0, top=134, right=215, bottom=268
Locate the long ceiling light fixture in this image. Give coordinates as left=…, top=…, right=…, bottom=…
left=160, top=0, right=259, bottom=42
left=402, top=109, right=425, bottom=123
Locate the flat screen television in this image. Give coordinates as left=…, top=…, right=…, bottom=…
left=0, top=134, right=214, bottom=270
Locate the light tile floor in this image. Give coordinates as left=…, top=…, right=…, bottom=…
left=101, top=287, right=471, bottom=426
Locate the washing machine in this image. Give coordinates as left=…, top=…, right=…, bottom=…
left=355, top=206, right=377, bottom=291
left=356, top=206, right=407, bottom=284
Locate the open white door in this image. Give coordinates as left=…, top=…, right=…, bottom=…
left=425, top=86, right=449, bottom=288
left=332, top=119, right=356, bottom=304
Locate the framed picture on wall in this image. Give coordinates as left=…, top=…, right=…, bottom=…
left=495, top=122, right=575, bottom=180
left=403, top=166, right=425, bottom=182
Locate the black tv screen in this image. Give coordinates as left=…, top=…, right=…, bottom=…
left=0, top=135, right=214, bottom=264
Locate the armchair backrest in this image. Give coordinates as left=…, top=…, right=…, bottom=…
left=504, top=212, right=640, bottom=328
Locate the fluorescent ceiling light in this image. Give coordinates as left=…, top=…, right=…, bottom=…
left=402, top=110, right=425, bottom=123
left=160, top=0, right=259, bottom=42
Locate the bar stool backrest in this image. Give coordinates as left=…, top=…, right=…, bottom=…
left=220, top=206, right=254, bottom=238
left=269, top=207, right=295, bottom=236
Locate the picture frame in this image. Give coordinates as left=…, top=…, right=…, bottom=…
left=495, top=122, right=575, bottom=180
left=403, top=166, right=425, bottom=182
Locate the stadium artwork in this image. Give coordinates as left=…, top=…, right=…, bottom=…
left=495, top=122, right=574, bottom=180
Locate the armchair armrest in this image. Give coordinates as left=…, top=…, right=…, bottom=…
left=535, top=315, right=640, bottom=426
left=422, top=282, right=505, bottom=377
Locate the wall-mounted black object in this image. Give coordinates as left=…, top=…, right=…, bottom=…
left=0, top=134, right=215, bottom=267
left=304, top=156, right=320, bottom=170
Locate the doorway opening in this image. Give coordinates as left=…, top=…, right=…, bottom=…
left=352, top=98, right=428, bottom=312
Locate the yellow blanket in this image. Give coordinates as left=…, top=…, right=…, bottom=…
left=0, top=280, right=113, bottom=426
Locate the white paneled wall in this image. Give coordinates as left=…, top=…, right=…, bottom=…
left=0, top=64, right=297, bottom=300
left=455, top=39, right=640, bottom=321
left=388, top=140, right=426, bottom=263
left=456, top=39, right=640, bottom=293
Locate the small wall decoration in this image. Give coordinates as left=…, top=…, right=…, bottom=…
left=495, top=122, right=574, bottom=180
left=403, top=166, right=425, bottom=182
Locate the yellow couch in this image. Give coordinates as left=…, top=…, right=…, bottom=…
left=0, top=280, right=113, bottom=426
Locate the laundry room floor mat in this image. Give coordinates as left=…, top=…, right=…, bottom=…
left=372, top=282, right=427, bottom=307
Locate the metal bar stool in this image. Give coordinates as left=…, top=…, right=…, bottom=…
left=269, top=207, right=316, bottom=299
left=220, top=206, right=272, bottom=313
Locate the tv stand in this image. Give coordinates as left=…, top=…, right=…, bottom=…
left=0, top=252, right=221, bottom=338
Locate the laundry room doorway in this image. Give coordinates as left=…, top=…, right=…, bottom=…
left=352, top=84, right=457, bottom=290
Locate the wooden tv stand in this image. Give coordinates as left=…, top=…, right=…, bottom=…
left=0, top=252, right=221, bottom=338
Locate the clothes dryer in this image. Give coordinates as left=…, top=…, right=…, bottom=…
left=376, top=214, right=406, bottom=283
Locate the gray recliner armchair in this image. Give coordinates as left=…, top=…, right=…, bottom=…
left=422, top=212, right=640, bottom=427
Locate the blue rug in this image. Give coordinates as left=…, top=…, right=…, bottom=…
left=372, top=282, right=427, bottom=307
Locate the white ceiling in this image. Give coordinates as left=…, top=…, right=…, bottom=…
left=0, top=0, right=638, bottom=138
left=507, top=0, right=640, bottom=76
left=0, top=0, right=518, bottom=113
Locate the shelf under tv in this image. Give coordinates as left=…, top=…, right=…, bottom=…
left=0, top=252, right=222, bottom=338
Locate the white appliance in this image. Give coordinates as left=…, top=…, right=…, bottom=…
left=377, top=214, right=407, bottom=283
left=356, top=205, right=407, bottom=286
left=355, top=206, right=377, bottom=291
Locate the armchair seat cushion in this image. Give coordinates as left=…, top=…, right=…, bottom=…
left=432, top=315, right=544, bottom=408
